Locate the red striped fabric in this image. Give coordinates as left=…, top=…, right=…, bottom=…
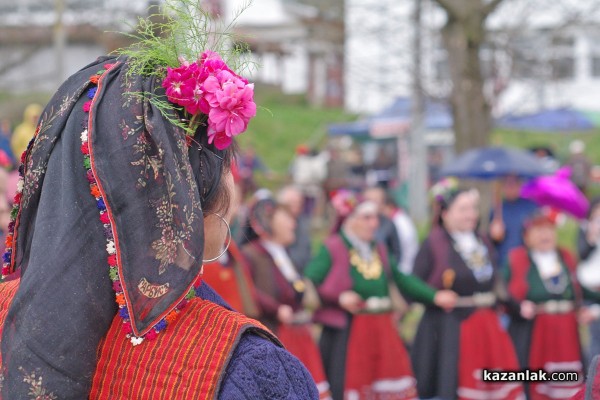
left=0, top=280, right=274, bottom=399
left=90, top=297, right=273, bottom=399
left=0, top=279, right=19, bottom=341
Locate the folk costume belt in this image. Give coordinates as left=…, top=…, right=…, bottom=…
left=535, top=300, right=575, bottom=314
left=454, top=292, right=496, bottom=308
left=360, top=296, right=393, bottom=313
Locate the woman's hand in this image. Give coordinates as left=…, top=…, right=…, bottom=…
left=587, top=219, right=600, bottom=244
left=339, top=291, right=364, bottom=314
left=579, top=305, right=600, bottom=324
left=489, top=218, right=506, bottom=242
left=277, top=305, right=294, bottom=325
left=433, top=290, right=458, bottom=311
left=520, top=300, right=536, bottom=320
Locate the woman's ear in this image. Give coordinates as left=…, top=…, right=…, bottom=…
left=440, top=209, right=447, bottom=224
left=222, top=171, right=236, bottom=223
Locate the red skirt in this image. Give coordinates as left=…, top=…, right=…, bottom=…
left=344, top=313, right=417, bottom=400
left=458, top=309, right=525, bottom=400
left=277, top=323, right=331, bottom=400
left=528, top=313, right=583, bottom=400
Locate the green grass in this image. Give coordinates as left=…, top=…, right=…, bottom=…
left=238, top=84, right=356, bottom=174
left=1, top=86, right=595, bottom=254
left=492, top=128, right=600, bottom=164
left=0, top=92, right=52, bottom=124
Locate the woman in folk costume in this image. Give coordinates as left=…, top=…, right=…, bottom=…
left=572, top=355, right=600, bottom=399
left=505, top=210, right=585, bottom=399
left=241, top=196, right=332, bottom=399
left=410, top=179, right=524, bottom=400
left=576, top=197, right=600, bottom=361
left=0, top=2, right=319, bottom=398
left=304, top=189, right=458, bottom=400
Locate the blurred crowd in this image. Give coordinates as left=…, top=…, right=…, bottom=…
left=0, top=104, right=43, bottom=247
left=1, top=103, right=599, bottom=399
left=202, top=139, right=600, bottom=400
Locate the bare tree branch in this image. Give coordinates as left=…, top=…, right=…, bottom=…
left=482, top=0, right=505, bottom=16
left=430, top=0, right=461, bottom=20
left=0, top=45, right=42, bottom=77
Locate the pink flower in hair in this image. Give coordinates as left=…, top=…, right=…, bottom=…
left=162, top=61, right=202, bottom=115
left=198, top=51, right=247, bottom=84
left=161, top=50, right=256, bottom=150
left=207, top=124, right=232, bottom=150
left=208, top=81, right=255, bottom=132
left=331, top=190, right=359, bottom=217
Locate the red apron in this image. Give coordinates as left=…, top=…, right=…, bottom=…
left=529, top=313, right=583, bottom=400
left=278, top=323, right=332, bottom=400
left=458, top=309, right=525, bottom=400
left=344, top=313, right=417, bottom=400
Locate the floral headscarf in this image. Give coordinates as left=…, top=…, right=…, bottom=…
left=1, top=0, right=258, bottom=395
left=1, top=55, right=238, bottom=398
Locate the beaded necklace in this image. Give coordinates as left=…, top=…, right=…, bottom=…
left=349, top=248, right=383, bottom=280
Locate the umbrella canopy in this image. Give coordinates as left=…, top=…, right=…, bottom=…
left=497, top=108, right=600, bottom=132
left=327, top=96, right=453, bottom=139
left=328, top=120, right=370, bottom=138
left=520, top=167, right=589, bottom=219
left=439, top=146, right=548, bottom=180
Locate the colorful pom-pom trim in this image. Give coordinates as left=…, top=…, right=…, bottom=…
left=2, top=147, right=30, bottom=279
left=80, top=64, right=203, bottom=346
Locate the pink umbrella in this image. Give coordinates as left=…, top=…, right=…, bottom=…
left=0, top=150, right=11, bottom=168
left=520, top=166, right=589, bottom=219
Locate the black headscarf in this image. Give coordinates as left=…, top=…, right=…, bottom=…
left=2, top=56, right=229, bottom=398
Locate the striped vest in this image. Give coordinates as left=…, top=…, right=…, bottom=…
left=0, top=280, right=276, bottom=399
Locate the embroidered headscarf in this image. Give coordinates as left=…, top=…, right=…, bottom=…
left=0, top=56, right=239, bottom=398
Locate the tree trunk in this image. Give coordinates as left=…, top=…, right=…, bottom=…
left=433, top=0, right=505, bottom=231
left=442, top=10, right=492, bottom=154
left=409, top=0, right=428, bottom=224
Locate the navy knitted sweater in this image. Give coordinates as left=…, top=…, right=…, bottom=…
left=197, top=283, right=319, bottom=399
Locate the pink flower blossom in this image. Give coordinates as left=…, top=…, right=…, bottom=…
left=208, top=81, right=256, bottom=137
left=207, top=124, right=233, bottom=150
left=197, top=50, right=235, bottom=78
left=161, top=51, right=257, bottom=149
left=162, top=62, right=201, bottom=114
left=331, top=190, right=359, bottom=217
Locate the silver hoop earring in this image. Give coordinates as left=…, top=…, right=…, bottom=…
left=202, top=212, right=232, bottom=263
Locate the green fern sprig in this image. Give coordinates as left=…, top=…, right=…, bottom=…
left=113, top=0, right=256, bottom=135
left=115, top=0, right=255, bottom=81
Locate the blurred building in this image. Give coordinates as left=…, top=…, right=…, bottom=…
left=224, top=0, right=344, bottom=107
left=0, top=0, right=148, bottom=93
left=344, top=0, right=600, bottom=116
left=0, top=0, right=344, bottom=107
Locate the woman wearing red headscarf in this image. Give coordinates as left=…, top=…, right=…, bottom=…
left=505, top=211, right=585, bottom=399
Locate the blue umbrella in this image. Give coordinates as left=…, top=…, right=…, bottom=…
left=497, top=108, right=597, bottom=132
left=439, top=146, right=548, bottom=180
left=327, top=96, right=453, bottom=138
